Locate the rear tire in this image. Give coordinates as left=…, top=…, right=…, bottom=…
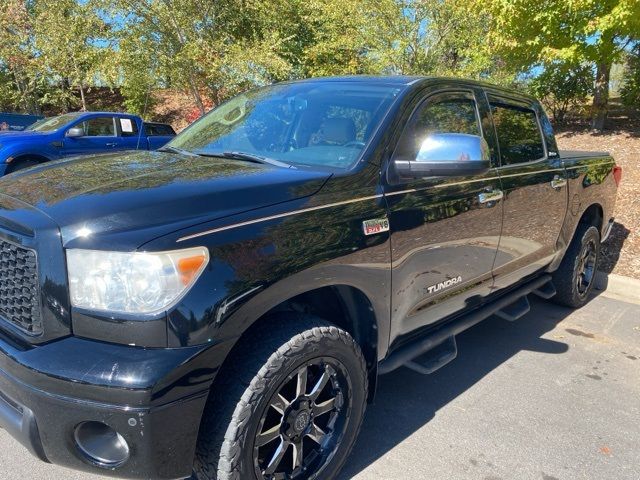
left=551, top=224, right=600, bottom=308
left=193, top=313, right=368, bottom=480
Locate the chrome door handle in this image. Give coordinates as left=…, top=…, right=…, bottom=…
left=551, top=175, right=567, bottom=189
left=478, top=190, right=504, bottom=204
left=106, top=142, right=118, bottom=147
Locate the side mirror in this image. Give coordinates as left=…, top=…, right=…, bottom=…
left=66, top=127, right=85, bottom=138
left=394, top=133, right=491, bottom=178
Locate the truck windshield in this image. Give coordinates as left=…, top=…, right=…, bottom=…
left=168, top=82, right=402, bottom=170
left=27, top=112, right=83, bottom=132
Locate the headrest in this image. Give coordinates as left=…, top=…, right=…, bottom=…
left=321, top=117, right=356, bottom=145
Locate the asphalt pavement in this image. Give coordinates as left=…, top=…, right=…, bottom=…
left=1, top=290, right=639, bottom=480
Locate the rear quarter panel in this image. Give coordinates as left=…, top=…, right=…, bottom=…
left=557, top=152, right=617, bottom=254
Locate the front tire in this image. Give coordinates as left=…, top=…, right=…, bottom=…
left=6, top=158, right=39, bottom=174
left=552, top=224, right=601, bottom=308
left=194, top=313, right=368, bottom=480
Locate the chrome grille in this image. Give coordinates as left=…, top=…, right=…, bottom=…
left=0, top=239, right=42, bottom=335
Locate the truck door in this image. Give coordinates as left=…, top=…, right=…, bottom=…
left=486, top=93, right=568, bottom=289
left=384, top=88, right=503, bottom=344
left=114, top=116, right=145, bottom=151
left=63, top=116, right=119, bottom=156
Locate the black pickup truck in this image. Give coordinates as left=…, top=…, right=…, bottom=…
left=0, top=77, right=621, bottom=480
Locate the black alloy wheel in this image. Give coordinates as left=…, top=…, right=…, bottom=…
left=253, top=359, right=350, bottom=479
left=193, top=313, right=368, bottom=480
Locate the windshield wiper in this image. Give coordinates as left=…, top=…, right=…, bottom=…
left=158, top=145, right=200, bottom=157
left=197, top=150, right=294, bottom=169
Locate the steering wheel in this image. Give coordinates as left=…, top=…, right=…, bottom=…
left=343, top=141, right=366, bottom=148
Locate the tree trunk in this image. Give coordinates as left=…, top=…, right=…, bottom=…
left=79, top=83, right=87, bottom=111
left=189, top=78, right=206, bottom=116
left=591, top=61, right=611, bottom=131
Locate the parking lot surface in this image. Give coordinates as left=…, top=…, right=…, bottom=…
left=2, top=291, right=639, bottom=480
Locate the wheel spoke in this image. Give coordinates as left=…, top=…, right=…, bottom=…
left=296, top=366, right=308, bottom=397
left=312, top=397, right=336, bottom=417
left=256, top=424, right=281, bottom=448
left=309, top=365, right=333, bottom=401
left=271, top=393, right=290, bottom=415
left=292, top=440, right=304, bottom=470
left=264, top=438, right=289, bottom=475
left=306, top=422, right=327, bottom=445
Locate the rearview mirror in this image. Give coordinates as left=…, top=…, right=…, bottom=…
left=66, top=127, right=85, bottom=138
left=394, top=133, right=491, bottom=178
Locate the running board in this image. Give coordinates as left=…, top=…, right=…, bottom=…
left=379, top=274, right=553, bottom=375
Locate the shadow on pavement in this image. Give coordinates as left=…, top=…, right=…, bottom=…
left=338, top=298, right=575, bottom=479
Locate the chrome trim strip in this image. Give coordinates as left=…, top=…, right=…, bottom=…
left=496, top=168, right=564, bottom=179
left=564, top=161, right=614, bottom=170
left=179, top=160, right=615, bottom=242
left=177, top=194, right=384, bottom=242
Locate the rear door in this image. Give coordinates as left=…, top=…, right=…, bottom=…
left=487, top=92, right=568, bottom=288
left=385, top=87, right=504, bottom=343
left=63, top=115, right=118, bottom=156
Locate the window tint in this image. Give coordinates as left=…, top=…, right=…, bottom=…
left=491, top=103, right=545, bottom=164
left=80, top=117, right=115, bottom=136
left=145, top=123, right=175, bottom=136
left=395, top=93, right=480, bottom=160
left=118, top=117, right=138, bottom=137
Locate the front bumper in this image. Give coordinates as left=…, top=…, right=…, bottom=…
left=0, top=332, right=227, bottom=479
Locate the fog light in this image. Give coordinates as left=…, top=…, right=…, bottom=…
left=74, top=421, right=130, bottom=467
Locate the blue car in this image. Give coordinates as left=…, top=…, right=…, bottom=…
left=0, top=111, right=176, bottom=175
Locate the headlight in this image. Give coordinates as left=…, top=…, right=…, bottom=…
left=67, top=247, right=209, bottom=315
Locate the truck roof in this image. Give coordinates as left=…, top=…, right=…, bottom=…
left=285, top=75, right=538, bottom=102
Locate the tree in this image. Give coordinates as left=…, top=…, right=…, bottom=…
left=479, top=0, right=640, bottom=130
left=621, top=45, right=640, bottom=108
left=362, top=0, right=516, bottom=84
left=529, top=62, right=594, bottom=124
left=0, top=0, right=41, bottom=113
left=33, top=0, right=109, bottom=111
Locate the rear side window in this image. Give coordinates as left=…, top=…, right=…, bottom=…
left=395, top=92, right=481, bottom=161
left=490, top=103, right=545, bottom=165
left=144, top=123, right=175, bottom=136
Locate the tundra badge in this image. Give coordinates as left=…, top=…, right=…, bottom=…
left=427, top=276, right=463, bottom=294
left=362, top=218, right=390, bottom=236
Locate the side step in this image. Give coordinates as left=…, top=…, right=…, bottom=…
left=494, top=296, right=530, bottom=321
left=406, top=336, right=457, bottom=375
left=532, top=281, right=557, bottom=299
left=379, top=275, right=554, bottom=375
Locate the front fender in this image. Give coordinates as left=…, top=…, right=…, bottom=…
left=147, top=171, right=392, bottom=357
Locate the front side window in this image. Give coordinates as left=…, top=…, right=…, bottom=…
left=490, top=103, right=545, bottom=165
left=168, top=82, right=401, bottom=171
left=79, top=117, right=116, bottom=137
left=394, top=92, right=481, bottom=161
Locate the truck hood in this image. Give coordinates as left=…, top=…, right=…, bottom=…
left=0, top=150, right=331, bottom=249
left=0, top=131, right=50, bottom=141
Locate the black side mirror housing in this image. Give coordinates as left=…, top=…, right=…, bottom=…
left=393, top=133, right=491, bottom=178
left=66, top=127, right=85, bottom=138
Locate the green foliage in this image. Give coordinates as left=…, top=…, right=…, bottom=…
left=478, top=0, right=640, bottom=129
left=0, top=0, right=638, bottom=124
left=529, top=62, right=594, bottom=123
left=621, top=46, right=640, bottom=108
